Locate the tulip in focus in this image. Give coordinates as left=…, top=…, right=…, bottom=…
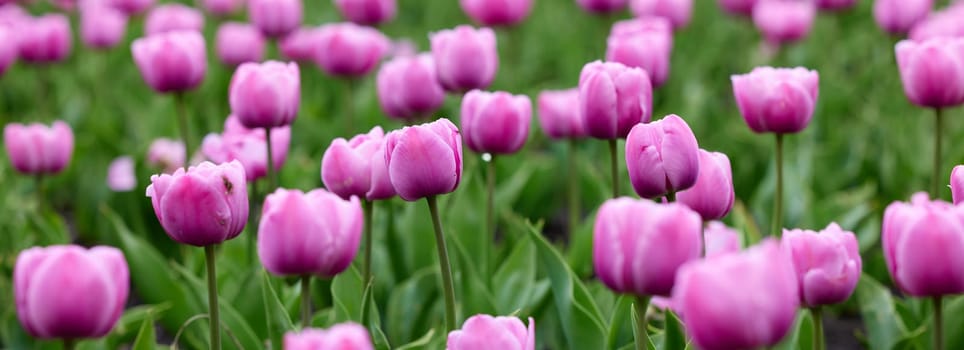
left=321, top=126, right=394, bottom=200
left=249, top=0, right=303, bottom=38
left=334, top=0, right=397, bottom=26
left=704, top=221, right=741, bottom=257
left=461, top=90, right=532, bottom=155
left=752, top=0, right=816, bottom=46
left=873, top=0, right=931, bottom=35
left=203, top=0, right=244, bottom=16
left=577, top=0, right=628, bottom=13
left=951, top=165, right=964, bottom=205
left=605, top=17, right=673, bottom=87
left=894, top=37, right=964, bottom=109
left=430, top=25, right=498, bottom=93
left=883, top=193, right=964, bottom=296
left=625, top=114, right=700, bottom=199
left=131, top=31, right=207, bottom=93
left=80, top=2, right=128, bottom=50
left=731, top=66, right=819, bottom=134
left=385, top=119, right=463, bottom=201
left=537, top=89, right=586, bottom=139
left=313, top=23, right=390, bottom=77
left=19, top=15, right=71, bottom=64
left=3, top=121, right=74, bottom=175
left=202, top=116, right=291, bottom=181
left=782, top=223, right=861, bottom=307
left=580, top=61, right=653, bottom=139
left=144, top=4, right=204, bottom=36
left=677, top=150, right=735, bottom=221
left=447, top=315, right=535, bottom=350
left=460, top=0, right=533, bottom=27
left=147, top=138, right=186, bottom=173
left=376, top=53, right=445, bottom=121
left=229, top=61, right=301, bottom=129
left=216, top=23, right=266, bottom=66
left=107, top=156, right=136, bottom=192
left=284, top=323, right=374, bottom=350
left=629, top=0, right=692, bottom=29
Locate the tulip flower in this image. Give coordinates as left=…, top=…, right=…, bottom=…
left=279, top=27, right=320, bottom=62
left=430, top=25, right=498, bottom=93
left=201, top=116, right=291, bottom=182
left=19, top=14, right=71, bottom=64
left=873, top=0, right=931, bottom=36
left=816, top=0, right=856, bottom=11
left=629, top=0, right=692, bottom=30
left=147, top=138, right=186, bottom=173
left=537, top=88, right=586, bottom=234
left=677, top=150, right=735, bottom=221
left=376, top=53, right=445, bottom=121
left=703, top=221, right=741, bottom=257
left=3, top=121, right=73, bottom=176
left=625, top=114, right=700, bottom=200
left=459, top=0, right=533, bottom=26
left=752, top=0, right=816, bottom=48
left=284, top=323, right=374, bottom=350
left=79, top=2, right=128, bottom=50
left=447, top=315, right=535, bottom=350
left=216, top=23, right=265, bottom=66
left=673, top=239, right=799, bottom=350
left=14, top=245, right=129, bottom=347
left=313, top=22, right=390, bottom=77
left=249, top=0, right=303, bottom=38
left=203, top=0, right=243, bottom=16
left=717, top=0, right=757, bottom=16
left=577, top=0, right=628, bottom=13
left=951, top=165, right=964, bottom=204
left=107, top=156, right=136, bottom=192
left=0, top=26, right=15, bottom=75
left=908, top=4, right=964, bottom=42
left=144, top=4, right=204, bottom=36
left=605, top=17, right=673, bottom=88
left=334, top=0, right=397, bottom=26
left=110, top=0, right=152, bottom=14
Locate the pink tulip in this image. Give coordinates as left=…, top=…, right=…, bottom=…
left=14, top=245, right=129, bottom=339
left=577, top=0, right=628, bottom=13
left=284, top=323, right=373, bottom=350
left=673, top=239, right=799, bottom=350
left=717, top=0, right=757, bottom=15
left=0, top=4, right=28, bottom=27
left=629, top=0, right=692, bottom=29
left=460, top=0, right=533, bottom=26
left=447, top=315, right=535, bottom=350
left=782, top=223, right=861, bottom=306
left=107, top=156, right=136, bottom=191
left=461, top=90, right=532, bottom=155
left=0, top=26, right=16, bottom=75
left=279, top=27, right=320, bottom=62
left=147, top=138, right=185, bottom=173
left=677, top=150, right=735, bottom=220
left=229, top=61, right=301, bottom=129
left=216, top=22, right=266, bottom=66
left=201, top=116, right=291, bottom=181
left=145, top=4, right=203, bottom=36
left=537, top=89, right=587, bottom=140
left=894, top=37, right=964, bottom=108
left=146, top=161, right=249, bottom=246
left=3, top=121, right=73, bottom=175
left=131, top=31, right=207, bottom=93
left=321, top=127, right=396, bottom=200
left=52, top=0, right=77, bottom=11
left=19, top=15, right=71, bottom=64
left=752, top=0, right=816, bottom=46
left=952, top=165, right=964, bottom=204
left=883, top=192, right=964, bottom=296
left=594, top=198, right=702, bottom=296
left=389, top=38, right=417, bottom=58
left=249, top=0, right=303, bottom=38
left=334, top=0, right=397, bottom=26
left=313, top=22, right=390, bottom=77
left=385, top=119, right=462, bottom=201
left=907, top=4, right=964, bottom=41
left=430, top=25, right=499, bottom=93
left=203, top=0, right=244, bottom=16
left=110, top=0, right=152, bottom=14
left=704, top=221, right=741, bottom=257
left=816, top=0, right=856, bottom=11
left=579, top=61, right=653, bottom=139
left=376, top=53, right=445, bottom=121
left=606, top=17, right=673, bottom=88
left=625, top=114, right=700, bottom=199
left=731, top=66, right=819, bottom=134
left=873, top=0, right=931, bottom=35
left=79, top=1, right=127, bottom=50
left=258, top=188, right=362, bottom=277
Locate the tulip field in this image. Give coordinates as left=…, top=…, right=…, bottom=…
left=4, top=0, right=964, bottom=349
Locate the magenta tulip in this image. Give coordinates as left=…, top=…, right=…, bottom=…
left=147, top=138, right=185, bottom=173
left=203, top=0, right=243, bottom=16
left=334, top=0, right=397, bottom=26
left=731, top=66, right=819, bottom=134
left=19, top=15, right=71, bottom=64
left=460, top=0, right=533, bottom=26
left=249, top=0, right=303, bottom=38
left=752, top=0, right=816, bottom=46
left=430, top=25, right=498, bottom=93
left=908, top=4, right=964, bottom=42
left=894, top=37, right=964, bottom=109
left=677, top=150, right=735, bottom=220
left=782, top=223, right=861, bottom=306
left=873, top=0, right=931, bottom=35
left=131, top=30, right=207, bottom=93
left=145, top=4, right=203, bottom=36
left=577, top=0, right=628, bottom=13
left=284, top=323, right=374, bottom=350
left=14, top=245, right=129, bottom=340
left=107, top=156, right=136, bottom=192
left=279, top=27, right=321, bottom=62
left=625, top=114, right=700, bottom=199
left=229, top=61, right=301, bottom=129
left=110, top=0, right=152, bottom=14
left=952, top=165, right=964, bottom=204
left=717, top=0, right=757, bottom=16
left=384, top=118, right=462, bottom=201
left=579, top=61, right=653, bottom=139
left=79, top=2, right=128, bottom=50
left=321, top=127, right=392, bottom=200
left=216, top=22, right=266, bottom=66
left=447, top=315, right=535, bottom=350
left=629, top=0, right=692, bottom=29
left=461, top=90, right=531, bottom=155
left=0, top=27, right=16, bottom=75
left=605, top=17, right=673, bottom=87
left=201, top=116, right=291, bottom=181
left=3, top=121, right=73, bottom=175
left=883, top=193, right=964, bottom=296
left=0, top=4, right=28, bottom=26
left=537, top=89, right=587, bottom=140
left=816, top=0, right=856, bottom=11
left=376, top=53, right=445, bottom=121
left=313, top=22, right=390, bottom=77
left=704, top=221, right=741, bottom=257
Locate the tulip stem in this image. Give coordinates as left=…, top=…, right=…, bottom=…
left=772, top=133, right=784, bottom=237
left=247, top=180, right=259, bottom=265
left=934, top=296, right=943, bottom=350
left=63, top=338, right=75, bottom=350
left=426, top=196, right=456, bottom=332
left=265, top=127, right=278, bottom=190
left=634, top=295, right=651, bottom=350
left=568, top=139, right=580, bottom=235
left=666, top=191, right=676, bottom=203
left=204, top=245, right=221, bottom=350
left=811, top=307, right=824, bottom=350
left=362, top=199, right=374, bottom=290
left=933, top=108, right=943, bottom=199
left=175, top=93, right=191, bottom=169
left=609, top=139, right=619, bottom=198
left=485, top=154, right=496, bottom=278
left=300, top=275, right=311, bottom=328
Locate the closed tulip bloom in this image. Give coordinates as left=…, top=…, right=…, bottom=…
left=284, top=323, right=373, bottom=350
left=460, top=0, right=533, bottom=26
left=629, top=0, right=692, bottom=29
left=19, top=15, right=71, bottom=64
left=673, top=240, right=799, bottom=350
left=110, top=0, right=152, bottom=14
left=895, top=38, right=964, bottom=109
left=718, top=0, right=757, bottom=15
left=376, top=53, right=445, bottom=121
left=229, top=61, right=300, bottom=129
left=258, top=188, right=362, bottom=277
left=873, top=0, right=931, bottom=35
left=448, top=315, right=535, bottom=350
left=704, top=221, right=741, bottom=257
left=606, top=17, right=673, bottom=87
left=201, top=116, right=291, bottom=181
left=147, top=138, right=185, bottom=173
left=249, top=0, right=302, bottom=38
left=145, top=4, right=203, bottom=36
left=79, top=2, right=127, bottom=50
left=952, top=165, right=964, bottom=205
left=366, top=140, right=396, bottom=200
left=907, top=4, right=964, bottom=41
left=594, top=198, right=702, bottom=296
left=537, top=89, right=587, bottom=139
left=314, top=23, right=390, bottom=77
left=131, top=31, right=206, bottom=93
left=677, top=150, right=735, bottom=220
left=14, top=245, right=129, bottom=340
left=3, top=121, right=73, bottom=175
left=107, top=156, right=136, bottom=192
left=334, top=0, right=397, bottom=26
left=625, top=115, right=699, bottom=198
left=216, top=23, right=266, bottom=66
left=752, top=0, right=816, bottom=45
left=731, top=66, right=819, bottom=134
left=280, top=27, right=321, bottom=62
left=580, top=61, right=652, bottom=139
left=430, top=25, right=499, bottom=92
left=461, top=90, right=532, bottom=155
left=385, top=119, right=462, bottom=201
left=146, top=160, right=249, bottom=246
left=816, top=0, right=856, bottom=11
left=321, top=127, right=385, bottom=200
left=577, top=0, right=628, bottom=13
left=782, top=223, right=861, bottom=306
left=883, top=193, right=964, bottom=296
left=203, top=0, right=243, bottom=15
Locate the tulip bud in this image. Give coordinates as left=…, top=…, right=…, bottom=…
left=629, top=0, right=692, bottom=29
left=782, top=223, right=861, bottom=306
left=579, top=61, right=653, bottom=139
left=952, top=165, right=964, bottom=205
left=131, top=30, right=207, bottom=93
left=216, top=23, right=266, bottom=66
left=625, top=115, right=700, bottom=199
left=460, top=0, right=533, bottom=26
left=376, top=53, right=445, bottom=121
left=594, top=198, right=702, bottom=296
left=677, top=150, right=734, bottom=220
left=816, top=0, right=856, bottom=11
left=80, top=2, right=128, bottom=50
left=147, top=138, right=185, bottom=173
left=447, top=315, right=535, bottom=350
left=752, top=0, right=816, bottom=46
left=145, top=4, right=203, bottom=36
left=704, top=221, right=741, bottom=257
left=280, top=27, right=321, bottom=62
left=146, top=161, right=249, bottom=246
left=577, top=0, right=628, bottom=13
left=19, top=15, right=71, bottom=64
left=894, top=38, right=964, bottom=109
left=203, top=0, right=243, bottom=16
left=229, top=61, right=301, bottom=129
left=883, top=192, right=964, bottom=296
left=461, top=90, right=531, bottom=155
left=3, top=121, right=74, bottom=175
left=430, top=25, right=499, bottom=92
left=385, top=119, right=463, bottom=201
left=201, top=116, right=291, bottom=182
left=717, top=0, right=757, bottom=16
left=606, top=17, right=673, bottom=88
left=110, top=0, right=152, bottom=14
left=249, top=0, right=303, bottom=38
left=284, top=323, right=374, bottom=350
left=334, top=0, right=397, bottom=26
left=313, top=22, right=390, bottom=77
left=873, top=0, right=932, bottom=35
left=321, top=127, right=388, bottom=200
left=731, top=66, right=819, bottom=134
left=537, top=89, right=587, bottom=140
left=107, top=156, right=136, bottom=192
left=14, top=245, right=129, bottom=339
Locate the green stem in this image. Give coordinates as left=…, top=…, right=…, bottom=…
left=609, top=138, right=619, bottom=198
left=175, top=93, right=191, bottom=169
left=568, top=139, right=580, bottom=235
left=811, top=307, right=824, bottom=350
left=62, top=338, right=75, bottom=350
left=204, top=245, right=221, bottom=350
left=772, top=133, right=784, bottom=237
left=934, top=296, right=943, bottom=350
left=301, top=275, right=311, bottom=329
left=634, top=295, right=651, bottom=350
left=265, top=127, right=277, bottom=190
left=933, top=108, right=943, bottom=199
left=426, top=196, right=456, bottom=332
left=665, top=191, right=676, bottom=203
left=247, top=180, right=259, bottom=265
left=484, top=155, right=496, bottom=278
left=362, top=199, right=374, bottom=288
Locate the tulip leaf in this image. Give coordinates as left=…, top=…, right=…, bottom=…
left=772, top=310, right=812, bottom=350
left=331, top=266, right=365, bottom=323
left=492, top=233, right=536, bottom=315
left=856, top=274, right=908, bottom=350
left=940, top=295, right=964, bottom=350
left=605, top=296, right=633, bottom=350
left=395, top=328, right=437, bottom=350
left=662, top=310, right=687, bottom=350
left=261, top=270, right=294, bottom=349
left=386, top=268, right=439, bottom=344
left=132, top=316, right=156, bottom=350
left=449, top=233, right=498, bottom=319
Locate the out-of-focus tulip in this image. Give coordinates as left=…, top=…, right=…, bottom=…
left=461, top=90, right=531, bottom=155
left=376, top=53, right=445, bottom=121
left=951, top=165, right=964, bottom=204
left=131, top=31, right=207, bottom=93
left=873, top=0, right=931, bottom=35
left=430, top=25, right=498, bottom=93
left=313, top=22, right=390, bottom=77
left=249, top=0, right=302, bottom=38
left=110, top=0, right=152, bottom=14
left=279, top=27, right=320, bottom=62
left=14, top=245, right=129, bottom=340
left=203, top=0, right=244, bottom=16
left=0, top=28, right=17, bottom=75
left=389, top=38, right=416, bottom=58
left=146, top=161, right=248, bottom=246
left=201, top=116, right=290, bottom=181
left=594, top=198, right=702, bottom=296
left=216, top=22, right=266, bottom=66
left=894, top=37, right=964, bottom=108
left=782, top=223, right=861, bottom=306
left=0, top=4, right=28, bottom=27
left=147, top=138, right=185, bottom=173
left=579, top=61, right=653, bottom=139
left=537, top=89, right=586, bottom=139
left=605, top=17, right=673, bottom=87
left=673, top=240, right=799, bottom=350
left=107, top=156, right=136, bottom=191
left=229, top=61, right=300, bottom=129
left=577, top=0, right=628, bottom=13
left=625, top=114, right=700, bottom=199
left=145, top=4, right=203, bottom=36
left=629, top=0, right=692, bottom=29
left=334, top=0, right=396, bottom=26
left=321, top=127, right=389, bottom=200
left=678, top=150, right=734, bottom=220
left=908, top=4, right=964, bottom=42
left=460, top=0, right=533, bottom=26
left=384, top=119, right=462, bottom=201
left=52, top=0, right=76, bottom=11
left=3, top=121, right=73, bottom=175
left=816, top=0, right=856, bottom=11
left=80, top=2, right=128, bottom=50
left=19, top=15, right=71, bottom=64
left=284, top=323, right=374, bottom=350
left=752, top=0, right=816, bottom=46
left=731, top=66, right=819, bottom=134
left=704, top=221, right=741, bottom=257
left=258, top=188, right=362, bottom=277
left=447, top=315, right=535, bottom=350
left=717, top=0, right=756, bottom=15
left=883, top=192, right=964, bottom=296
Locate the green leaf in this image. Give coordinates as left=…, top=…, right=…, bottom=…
left=941, top=295, right=964, bottom=350
left=605, top=296, right=633, bottom=350
left=662, top=311, right=686, bottom=350
left=386, top=268, right=439, bottom=344
left=131, top=316, right=156, bottom=350
left=395, top=329, right=437, bottom=350
left=331, top=266, right=365, bottom=323
left=773, top=310, right=812, bottom=350
left=261, top=270, right=294, bottom=349
left=856, top=274, right=908, bottom=350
